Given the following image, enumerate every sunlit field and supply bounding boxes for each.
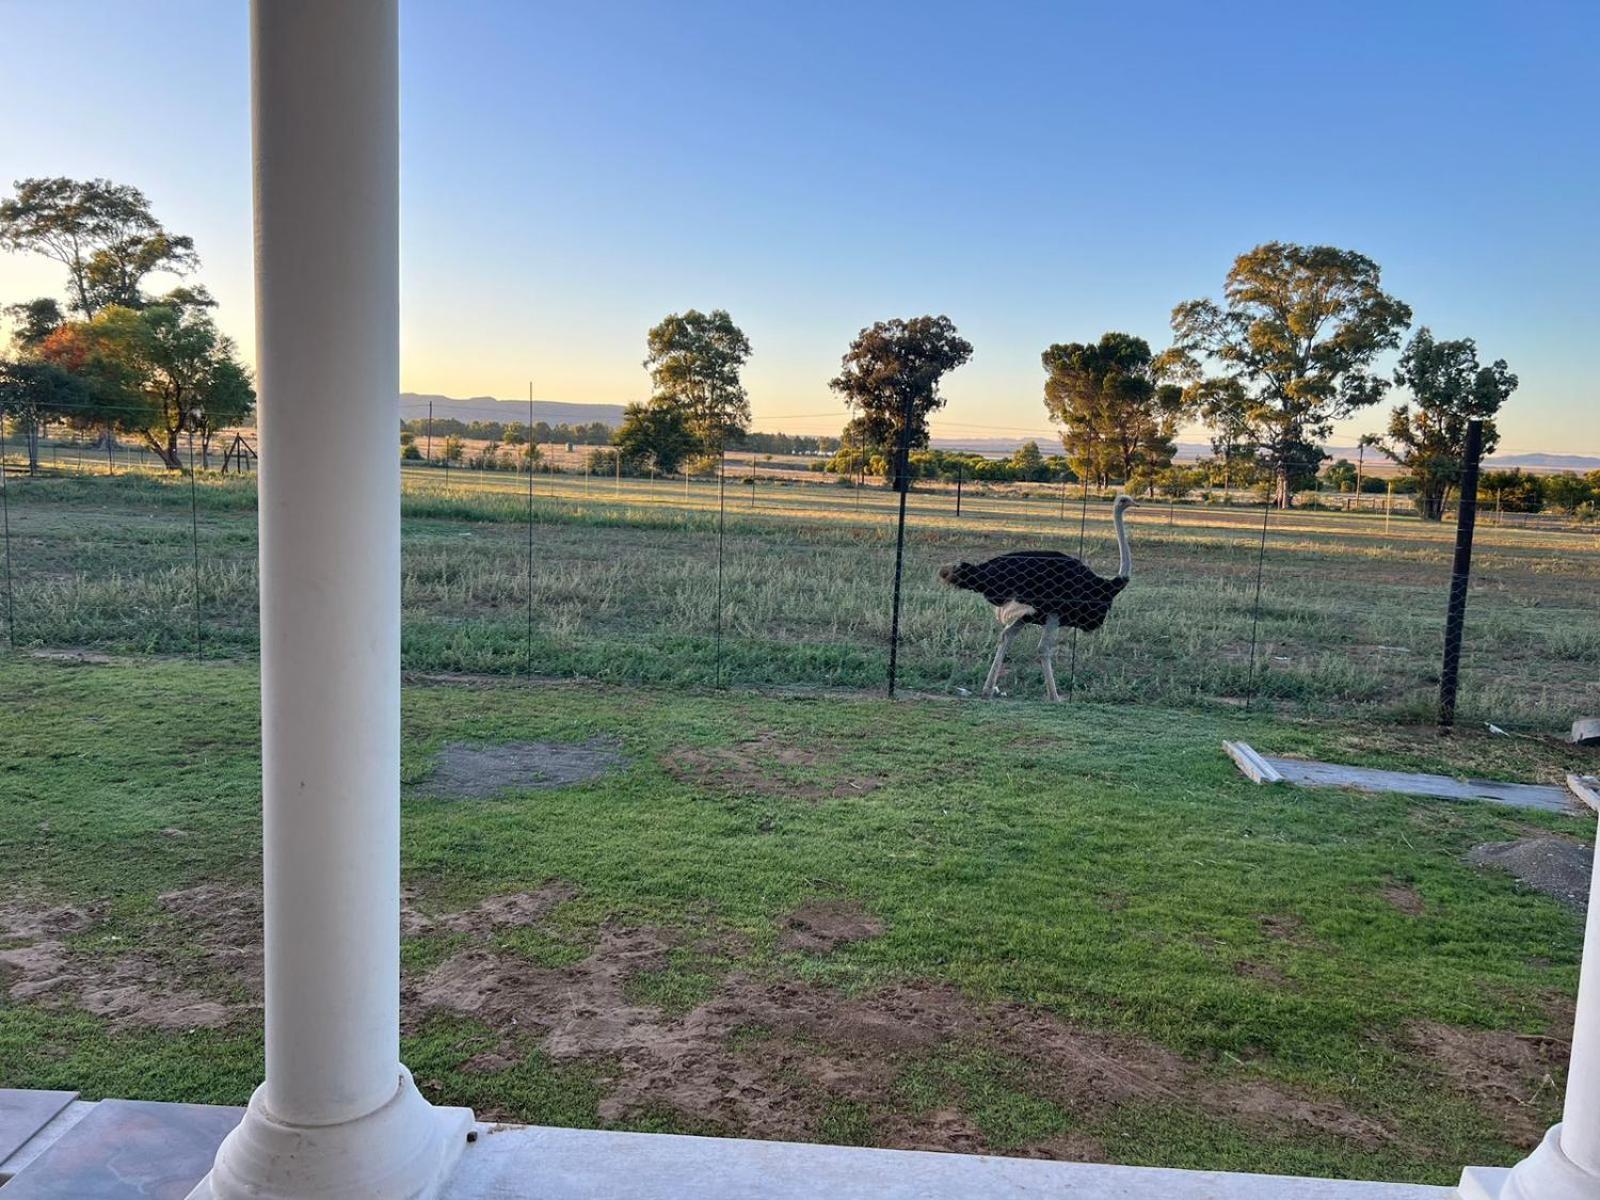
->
[3,462,1595,727]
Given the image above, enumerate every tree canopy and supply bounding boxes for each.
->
[1377,328,1517,520]
[1042,332,1186,488]
[613,400,698,475]
[829,316,972,492]
[643,309,752,452]
[38,301,254,469]
[1165,243,1412,506]
[0,177,197,316]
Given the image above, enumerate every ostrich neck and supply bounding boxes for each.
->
[1114,506,1132,579]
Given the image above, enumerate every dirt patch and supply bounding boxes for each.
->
[414,739,625,799]
[1258,913,1318,947]
[1467,838,1592,909]
[0,888,258,1031]
[408,920,1396,1155]
[664,732,884,801]
[406,882,579,936]
[1233,960,1291,987]
[157,883,265,996]
[777,899,885,955]
[1408,1021,1567,1148]
[1380,884,1426,916]
[0,897,98,943]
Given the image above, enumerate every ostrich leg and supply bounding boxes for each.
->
[1039,615,1062,702]
[982,617,1026,698]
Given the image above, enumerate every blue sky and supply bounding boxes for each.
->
[2,0,1596,451]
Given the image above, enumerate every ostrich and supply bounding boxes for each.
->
[938,494,1139,701]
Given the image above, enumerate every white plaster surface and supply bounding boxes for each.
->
[443,1124,1455,1199]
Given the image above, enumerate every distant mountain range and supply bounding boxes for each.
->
[930,435,1599,473]
[404,396,1598,471]
[400,393,625,427]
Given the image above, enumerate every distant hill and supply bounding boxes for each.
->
[930,435,1599,472]
[400,393,626,428]
[1480,451,1600,472]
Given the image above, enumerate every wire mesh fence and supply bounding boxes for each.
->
[2,417,1597,729]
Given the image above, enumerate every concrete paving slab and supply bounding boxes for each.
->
[0,1098,241,1199]
[444,1123,1455,1199]
[0,1089,77,1169]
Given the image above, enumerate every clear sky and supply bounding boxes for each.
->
[2,1,1596,452]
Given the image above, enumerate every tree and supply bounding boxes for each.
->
[1166,243,1412,507]
[1324,459,1358,492]
[829,316,972,493]
[1478,469,1543,513]
[5,298,64,349]
[0,359,91,474]
[1010,440,1049,481]
[613,401,698,475]
[1374,328,1517,520]
[441,435,464,464]
[1543,473,1595,515]
[1043,332,1186,488]
[0,177,197,316]
[40,301,254,470]
[643,309,752,452]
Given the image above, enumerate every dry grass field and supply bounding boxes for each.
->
[2,462,1595,727]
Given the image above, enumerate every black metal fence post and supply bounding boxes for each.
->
[188,429,203,661]
[0,404,14,647]
[525,383,535,677]
[1439,419,1484,730]
[1243,499,1272,710]
[886,396,914,699]
[714,445,727,687]
[954,461,962,516]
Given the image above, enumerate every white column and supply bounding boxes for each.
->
[189,2,470,1197]
[1460,818,1600,1198]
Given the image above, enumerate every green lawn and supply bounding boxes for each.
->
[0,654,1591,1184]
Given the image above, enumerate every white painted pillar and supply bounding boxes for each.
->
[1460,819,1600,1198]
[189,2,470,1196]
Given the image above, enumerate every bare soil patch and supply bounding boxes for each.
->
[777,899,885,955]
[1258,913,1319,948]
[0,888,258,1031]
[407,903,1394,1155]
[406,882,579,936]
[1380,884,1426,916]
[1233,960,1291,987]
[1408,1021,1567,1148]
[414,739,625,799]
[664,732,883,801]
[1466,838,1591,909]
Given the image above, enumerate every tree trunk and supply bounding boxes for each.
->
[147,430,185,471]
[1417,485,1447,521]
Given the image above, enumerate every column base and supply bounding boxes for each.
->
[186,1068,472,1200]
[1459,1125,1599,1199]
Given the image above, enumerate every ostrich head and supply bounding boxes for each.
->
[938,561,978,590]
[1113,493,1140,514]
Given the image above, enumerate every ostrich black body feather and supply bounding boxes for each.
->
[939,551,1127,631]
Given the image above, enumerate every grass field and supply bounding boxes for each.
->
[1,464,1596,726]
[0,654,1594,1184]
